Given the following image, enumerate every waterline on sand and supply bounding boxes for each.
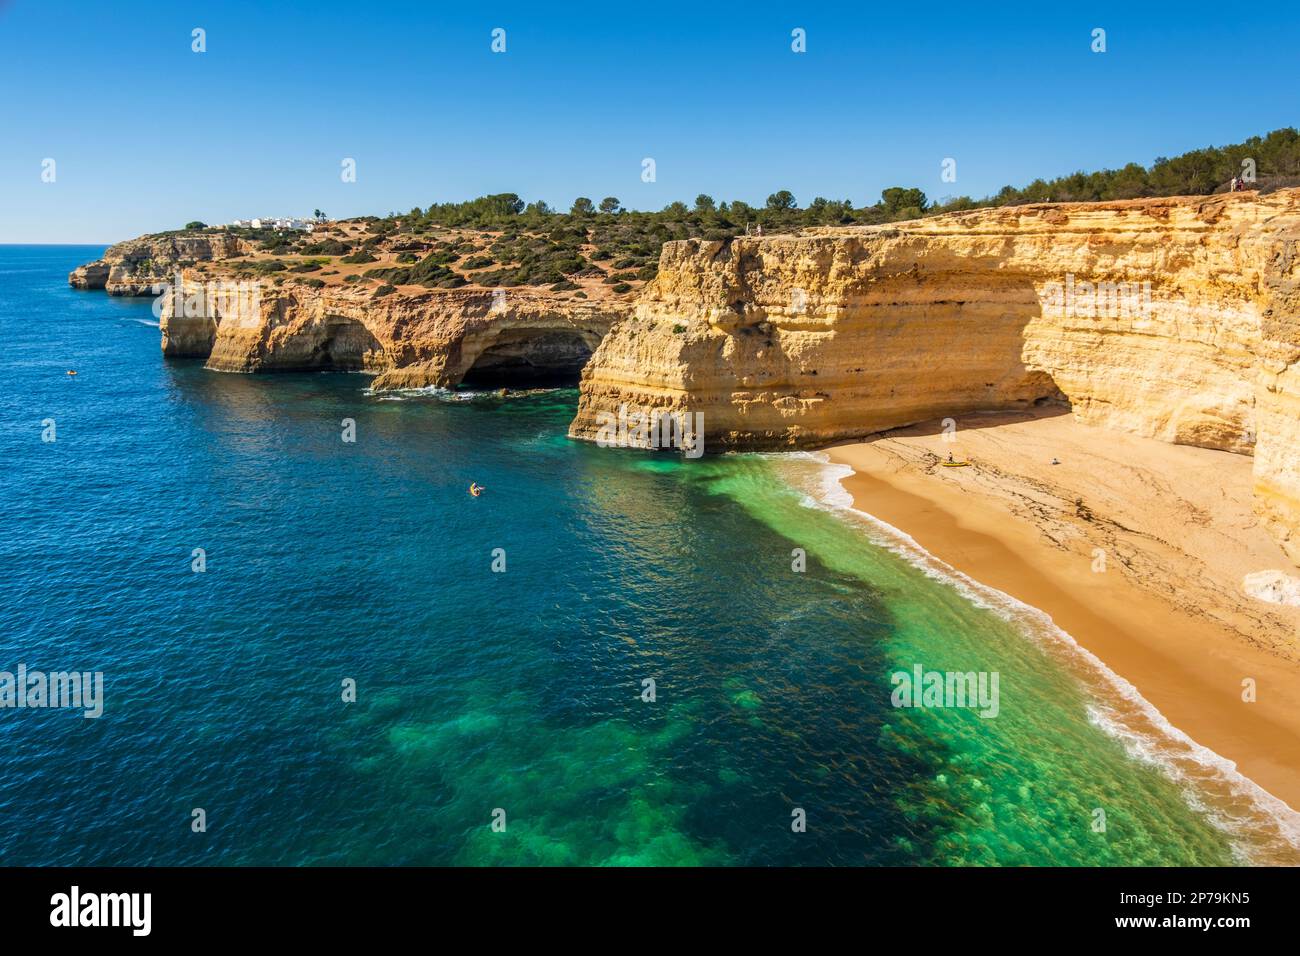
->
[775,449,1300,864]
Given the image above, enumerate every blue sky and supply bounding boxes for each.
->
[1,0,1296,242]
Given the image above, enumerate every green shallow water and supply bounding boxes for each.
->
[3,244,1297,865]
[712,455,1300,865]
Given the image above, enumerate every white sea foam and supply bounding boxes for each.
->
[365,384,474,402]
[769,449,1300,862]
[364,385,568,403]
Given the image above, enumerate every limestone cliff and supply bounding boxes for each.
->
[160,276,625,390]
[1256,237,1300,563]
[69,191,1300,564]
[569,190,1300,563]
[70,233,250,295]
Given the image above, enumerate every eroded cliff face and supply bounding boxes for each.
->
[570,190,1300,563]
[1256,240,1300,563]
[160,276,625,390]
[70,234,250,295]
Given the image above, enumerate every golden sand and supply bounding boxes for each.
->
[827,408,1300,808]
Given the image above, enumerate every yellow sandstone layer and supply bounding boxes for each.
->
[569,190,1300,565]
[160,277,627,390]
[69,234,251,296]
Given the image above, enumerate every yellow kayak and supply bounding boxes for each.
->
[940,461,971,468]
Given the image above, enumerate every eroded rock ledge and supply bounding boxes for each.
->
[70,234,251,295]
[68,191,1300,565]
[70,222,633,390]
[160,277,625,390]
[568,190,1300,564]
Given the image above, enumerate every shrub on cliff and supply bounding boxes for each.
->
[302,239,351,256]
[364,266,410,283]
[179,126,1300,287]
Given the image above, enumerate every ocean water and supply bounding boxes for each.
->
[1,244,1297,866]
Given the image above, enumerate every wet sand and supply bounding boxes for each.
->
[826,408,1300,809]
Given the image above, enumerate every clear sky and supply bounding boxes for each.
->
[1,0,1296,242]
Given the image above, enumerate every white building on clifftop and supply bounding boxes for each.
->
[229,217,313,231]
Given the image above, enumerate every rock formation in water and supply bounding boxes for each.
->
[568,189,1300,564]
[70,190,1300,564]
[69,234,251,295]
[71,221,636,389]
[159,277,624,390]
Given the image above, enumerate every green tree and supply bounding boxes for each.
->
[571,197,595,216]
[766,190,796,210]
[880,187,928,216]
[694,194,716,213]
[452,193,526,221]
[184,221,207,230]
[599,197,622,214]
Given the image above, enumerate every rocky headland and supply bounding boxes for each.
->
[568,190,1300,567]
[72,189,1300,567]
[69,233,252,296]
[161,277,622,391]
[70,191,1300,810]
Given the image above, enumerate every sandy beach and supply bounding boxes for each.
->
[827,407,1300,810]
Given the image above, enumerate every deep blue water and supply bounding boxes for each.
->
[1,245,1295,866]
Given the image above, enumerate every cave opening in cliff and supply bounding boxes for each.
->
[460,329,597,388]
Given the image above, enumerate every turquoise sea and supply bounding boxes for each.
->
[2,244,1297,865]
